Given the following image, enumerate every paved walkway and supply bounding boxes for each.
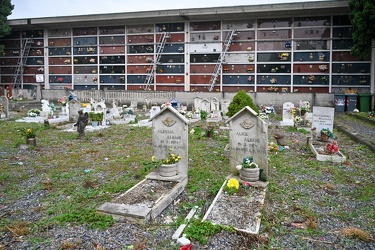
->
[334,112,375,152]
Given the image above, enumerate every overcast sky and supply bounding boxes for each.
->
[8,0,323,19]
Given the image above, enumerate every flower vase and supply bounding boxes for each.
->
[26,138,36,147]
[239,168,259,182]
[159,163,178,177]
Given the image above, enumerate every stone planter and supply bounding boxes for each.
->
[91,121,99,127]
[26,138,36,147]
[159,163,178,177]
[239,168,259,182]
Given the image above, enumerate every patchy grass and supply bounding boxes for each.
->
[0,114,374,249]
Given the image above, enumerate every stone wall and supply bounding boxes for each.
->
[14,89,335,112]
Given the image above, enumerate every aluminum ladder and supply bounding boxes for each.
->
[144,32,170,90]
[13,38,33,89]
[208,30,237,91]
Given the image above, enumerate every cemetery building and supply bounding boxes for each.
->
[0,0,374,98]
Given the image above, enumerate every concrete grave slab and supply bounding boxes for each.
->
[98,106,189,223]
[202,177,267,234]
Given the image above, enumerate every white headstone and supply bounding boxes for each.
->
[201,99,210,113]
[312,106,335,137]
[130,100,138,109]
[110,107,121,119]
[194,97,202,112]
[150,106,161,119]
[211,97,220,112]
[221,99,230,116]
[226,106,268,180]
[149,106,189,177]
[69,99,81,122]
[280,102,295,126]
[93,101,107,124]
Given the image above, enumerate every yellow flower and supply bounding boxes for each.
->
[27,129,31,133]
[151,156,156,162]
[227,178,239,190]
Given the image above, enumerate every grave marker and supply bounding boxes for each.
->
[148,106,189,178]
[193,97,202,112]
[221,99,230,116]
[150,105,161,119]
[226,106,268,180]
[69,99,81,122]
[201,99,210,113]
[311,106,335,138]
[280,102,295,126]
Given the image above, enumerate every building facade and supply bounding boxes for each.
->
[0,0,374,97]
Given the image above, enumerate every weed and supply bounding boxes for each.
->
[55,208,114,230]
[60,239,82,249]
[183,218,234,244]
[297,128,310,134]
[6,221,31,236]
[341,227,373,242]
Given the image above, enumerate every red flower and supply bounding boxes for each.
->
[326,140,339,153]
[180,244,192,250]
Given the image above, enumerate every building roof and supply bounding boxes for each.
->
[8,0,349,30]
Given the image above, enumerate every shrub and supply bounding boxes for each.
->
[226,90,259,117]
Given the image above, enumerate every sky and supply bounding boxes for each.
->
[8,0,323,20]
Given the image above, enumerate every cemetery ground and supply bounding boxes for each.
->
[1,112,374,249]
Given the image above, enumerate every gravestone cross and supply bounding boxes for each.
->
[226,106,268,180]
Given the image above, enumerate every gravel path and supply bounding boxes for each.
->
[334,113,375,144]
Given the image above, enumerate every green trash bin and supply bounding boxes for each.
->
[358,93,371,112]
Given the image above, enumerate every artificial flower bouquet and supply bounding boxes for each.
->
[325,140,339,154]
[58,96,68,106]
[236,156,258,170]
[18,128,36,138]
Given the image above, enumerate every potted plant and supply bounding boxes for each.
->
[89,111,104,126]
[236,156,260,182]
[145,149,181,177]
[48,111,53,119]
[320,128,334,142]
[18,127,36,146]
[299,100,310,116]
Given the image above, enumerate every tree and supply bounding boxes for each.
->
[348,0,375,60]
[226,90,259,117]
[0,0,14,55]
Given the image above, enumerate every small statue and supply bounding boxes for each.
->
[74,110,89,139]
[311,127,317,141]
